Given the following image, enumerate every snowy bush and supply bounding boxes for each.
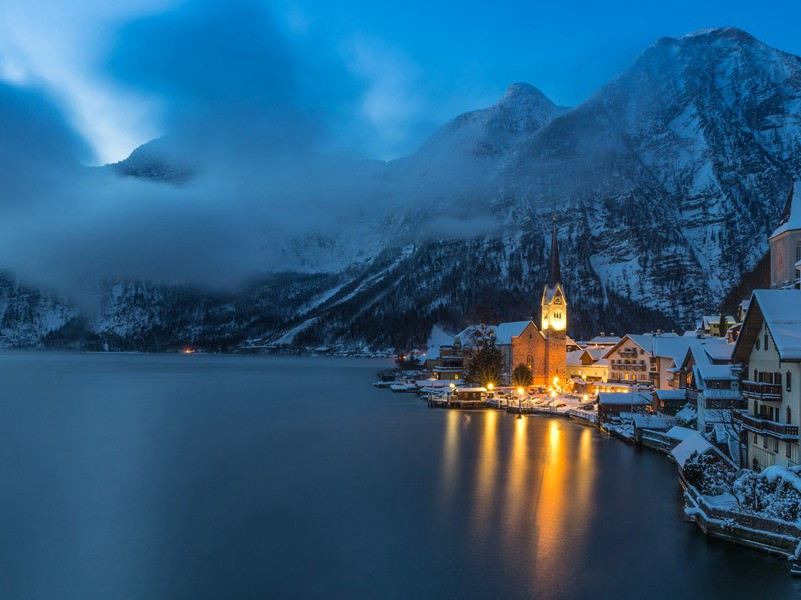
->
[732,466,801,521]
[683,451,732,495]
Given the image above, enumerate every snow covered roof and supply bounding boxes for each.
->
[671,432,715,468]
[494,320,532,344]
[566,349,586,366]
[426,325,454,360]
[733,289,801,362]
[770,180,801,239]
[454,325,497,348]
[632,415,674,430]
[702,343,733,362]
[598,392,650,405]
[653,390,686,400]
[587,335,621,345]
[666,426,697,442]
[694,363,738,383]
[585,347,608,361]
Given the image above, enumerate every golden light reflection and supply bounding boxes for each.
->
[471,410,499,540]
[439,410,460,505]
[503,414,529,534]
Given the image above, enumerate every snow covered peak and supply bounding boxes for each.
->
[498,82,554,107]
[413,82,568,160]
[679,27,756,43]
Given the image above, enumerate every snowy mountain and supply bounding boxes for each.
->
[2,27,801,351]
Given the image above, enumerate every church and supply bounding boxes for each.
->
[507,222,568,386]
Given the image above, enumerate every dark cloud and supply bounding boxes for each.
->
[0,0,504,300]
[106,0,356,160]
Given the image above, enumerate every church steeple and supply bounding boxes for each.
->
[541,215,567,333]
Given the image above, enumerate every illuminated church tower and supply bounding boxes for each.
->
[541,219,567,384]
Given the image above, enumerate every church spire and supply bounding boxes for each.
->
[547,213,562,287]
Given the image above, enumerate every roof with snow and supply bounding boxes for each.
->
[587,335,621,346]
[494,320,533,344]
[632,415,674,430]
[770,180,801,239]
[425,325,454,360]
[732,289,801,362]
[653,390,687,400]
[671,432,715,468]
[665,426,697,443]
[693,363,738,383]
[566,349,586,366]
[598,392,650,406]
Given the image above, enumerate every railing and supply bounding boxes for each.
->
[733,411,799,439]
[741,380,782,401]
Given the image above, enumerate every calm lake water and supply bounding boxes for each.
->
[0,353,799,599]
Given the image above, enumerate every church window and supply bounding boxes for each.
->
[764,332,769,350]
[527,355,533,369]
[788,372,793,392]
[787,406,792,424]
[796,241,801,262]
[756,338,761,351]
[554,297,562,304]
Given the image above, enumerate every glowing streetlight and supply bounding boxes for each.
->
[487,383,494,391]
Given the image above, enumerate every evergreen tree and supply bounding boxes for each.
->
[512,363,533,387]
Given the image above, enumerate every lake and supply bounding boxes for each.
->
[0,353,798,599]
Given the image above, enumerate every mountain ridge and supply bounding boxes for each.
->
[3,27,801,350]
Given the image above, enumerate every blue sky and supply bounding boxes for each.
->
[1,0,800,163]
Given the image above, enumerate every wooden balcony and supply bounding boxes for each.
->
[733,411,799,440]
[741,381,782,401]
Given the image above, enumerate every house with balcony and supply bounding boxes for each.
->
[731,289,801,469]
[566,347,609,384]
[605,333,731,390]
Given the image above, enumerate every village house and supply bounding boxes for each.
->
[597,392,651,423]
[699,315,736,337]
[566,347,609,384]
[731,289,801,469]
[650,389,687,416]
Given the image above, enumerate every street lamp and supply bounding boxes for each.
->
[517,386,524,419]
